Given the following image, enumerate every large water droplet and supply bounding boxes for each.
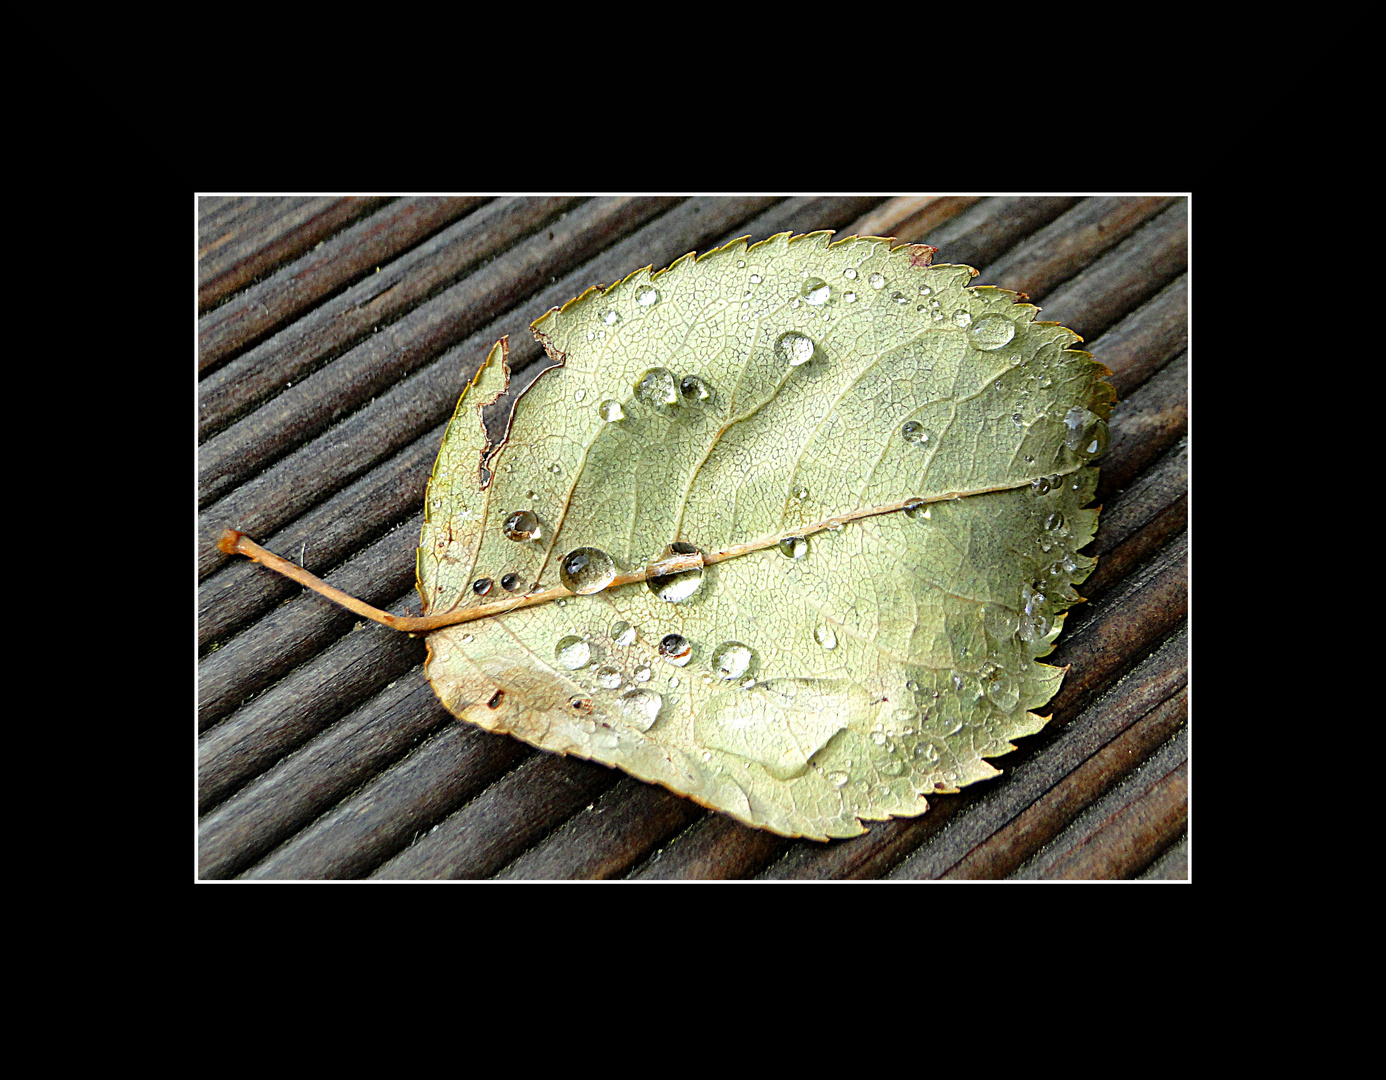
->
[559,547,617,594]
[710,641,754,681]
[647,541,705,603]
[602,310,621,326]
[501,573,523,592]
[471,577,493,596]
[778,536,808,559]
[636,286,660,307]
[610,620,636,646]
[904,500,932,521]
[619,688,664,731]
[594,665,623,690]
[981,663,1020,712]
[502,509,540,541]
[952,309,973,328]
[658,633,692,666]
[968,313,1016,351]
[800,277,831,305]
[555,636,591,670]
[774,330,817,367]
[843,267,858,280]
[1064,406,1109,459]
[599,399,625,422]
[680,375,711,402]
[814,624,838,650]
[868,272,885,290]
[635,367,678,407]
[901,421,933,446]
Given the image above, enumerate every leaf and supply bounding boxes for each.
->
[417,232,1111,839]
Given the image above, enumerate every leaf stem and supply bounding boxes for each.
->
[216,480,1055,635]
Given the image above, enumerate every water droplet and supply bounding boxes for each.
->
[814,624,838,650]
[471,577,493,596]
[610,620,636,647]
[658,633,692,666]
[573,388,587,405]
[680,375,711,402]
[968,313,1016,351]
[602,310,620,326]
[904,500,931,521]
[843,267,858,280]
[774,330,818,368]
[915,741,941,765]
[634,665,652,683]
[749,273,762,284]
[555,635,591,670]
[637,287,659,307]
[952,309,973,328]
[778,536,808,559]
[844,291,857,303]
[1019,585,1052,643]
[981,663,1020,712]
[868,272,885,290]
[1031,476,1052,495]
[594,665,623,690]
[635,367,678,407]
[1064,406,1109,459]
[619,688,663,731]
[891,290,908,305]
[559,547,617,594]
[1044,511,1065,532]
[600,399,625,422]
[647,541,705,603]
[710,641,754,681]
[918,284,932,296]
[502,510,540,541]
[801,277,831,305]
[501,573,523,592]
[549,463,562,476]
[827,771,850,788]
[900,421,933,445]
[793,485,809,500]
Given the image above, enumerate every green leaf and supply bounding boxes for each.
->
[416,232,1113,839]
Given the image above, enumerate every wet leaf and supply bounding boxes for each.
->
[417,232,1113,839]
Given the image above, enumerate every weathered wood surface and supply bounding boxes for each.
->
[197,195,1189,881]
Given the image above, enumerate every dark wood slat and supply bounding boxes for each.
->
[1012,720,1187,879]
[982,196,1180,298]
[364,753,620,881]
[198,196,390,312]
[922,197,1085,269]
[1037,201,1189,341]
[630,812,794,880]
[844,196,984,241]
[493,779,707,880]
[199,198,580,428]
[198,195,491,377]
